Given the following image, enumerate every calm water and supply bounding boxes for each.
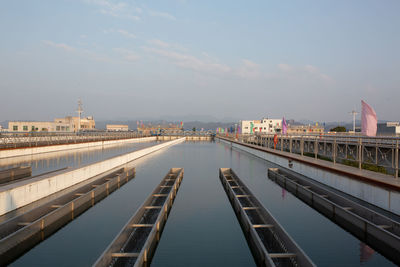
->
[0,141,161,176]
[11,141,395,266]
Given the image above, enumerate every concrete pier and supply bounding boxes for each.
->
[0,166,31,184]
[156,136,213,141]
[0,136,157,159]
[0,168,136,266]
[94,168,184,267]
[218,137,400,215]
[0,138,185,216]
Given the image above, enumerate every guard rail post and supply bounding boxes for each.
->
[333,137,337,164]
[358,138,362,170]
[314,136,318,159]
[300,136,304,156]
[395,140,399,178]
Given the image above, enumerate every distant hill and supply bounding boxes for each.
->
[96,120,236,131]
[0,121,9,129]
[325,120,392,132]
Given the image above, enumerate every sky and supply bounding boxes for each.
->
[0,0,399,122]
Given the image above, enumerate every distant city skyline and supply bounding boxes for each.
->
[1,1,399,122]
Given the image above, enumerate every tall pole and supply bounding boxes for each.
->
[77,99,83,132]
[349,110,359,132]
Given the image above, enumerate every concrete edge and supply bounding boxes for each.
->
[0,137,157,159]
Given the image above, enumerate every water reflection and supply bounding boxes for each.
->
[9,141,396,267]
[0,141,160,176]
[282,188,286,199]
[360,242,375,264]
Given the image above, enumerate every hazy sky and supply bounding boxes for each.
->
[1,0,399,122]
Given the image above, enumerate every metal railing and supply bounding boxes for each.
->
[219,133,400,178]
[0,132,150,149]
[268,167,400,264]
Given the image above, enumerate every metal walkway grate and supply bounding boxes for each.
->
[94,168,184,267]
[0,167,135,266]
[219,168,315,267]
[268,167,400,264]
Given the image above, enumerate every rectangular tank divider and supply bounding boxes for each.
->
[267,167,400,264]
[219,168,315,267]
[93,168,184,267]
[0,166,32,184]
[0,167,136,266]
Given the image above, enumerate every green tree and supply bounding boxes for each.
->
[330,126,346,132]
[192,127,196,132]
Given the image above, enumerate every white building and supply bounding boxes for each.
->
[240,118,282,134]
[377,122,400,136]
[54,116,95,132]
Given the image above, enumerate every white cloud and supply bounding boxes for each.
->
[148,39,187,51]
[117,29,136,39]
[277,63,293,72]
[275,63,333,82]
[143,47,231,74]
[42,40,75,52]
[85,0,140,21]
[114,48,140,61]
[42,40,114,62]
[144,40,333,83]
[236,59,261,79]
[103,29,136,39]
[149,10,176,21]
[148,39,170,48]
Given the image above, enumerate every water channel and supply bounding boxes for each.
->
[0,140,161,176]
[8,141,395,266]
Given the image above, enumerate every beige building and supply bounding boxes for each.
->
[106,124,129,131]
[54,116,95,132]
[8,121,71,132]
[8,115,95,133]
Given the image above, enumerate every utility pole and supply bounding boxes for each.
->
[77,99,83,132]
[349,110,358,132]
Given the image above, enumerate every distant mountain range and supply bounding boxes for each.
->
[1,118,396,132]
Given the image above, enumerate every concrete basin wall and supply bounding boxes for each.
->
[219,138,400,216]
[0,137,157,159]
[0,138,185,216]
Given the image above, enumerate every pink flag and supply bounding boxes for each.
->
[361,100,377,136]
[282,117,287,135]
